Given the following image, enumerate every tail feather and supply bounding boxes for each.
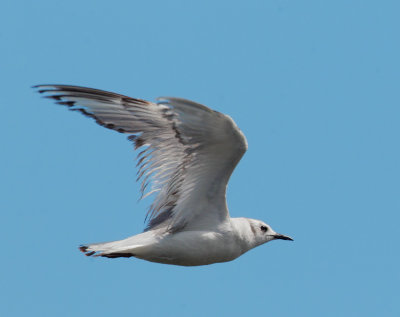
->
[79,231,157,259]
[79,244,135,258]
[79,240,142,258]
[79,245,97,257]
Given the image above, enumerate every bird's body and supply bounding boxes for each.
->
[35,84,293,266]
[81,218,270,266]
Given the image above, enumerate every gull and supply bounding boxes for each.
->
[34,84,293,266]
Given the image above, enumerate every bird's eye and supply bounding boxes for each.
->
[260,225,268,232]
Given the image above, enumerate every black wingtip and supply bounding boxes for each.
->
[32,84,53,94]
[31,85,44,93]
[32,84,51,90]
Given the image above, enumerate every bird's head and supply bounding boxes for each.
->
[247,219,294,246]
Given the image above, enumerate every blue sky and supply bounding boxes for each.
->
[1,0,399,316]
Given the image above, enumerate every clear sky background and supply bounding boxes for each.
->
[1,1,399,316]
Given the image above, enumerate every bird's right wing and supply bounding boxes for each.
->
[34,85,248,232]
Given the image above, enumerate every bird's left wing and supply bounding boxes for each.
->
[34,85,247,232]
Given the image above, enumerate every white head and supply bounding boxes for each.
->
[242,218,293,248]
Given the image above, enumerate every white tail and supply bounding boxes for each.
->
[79,231,156,258]
[79,241,134,258]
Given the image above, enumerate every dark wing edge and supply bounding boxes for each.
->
[33,84,191,231]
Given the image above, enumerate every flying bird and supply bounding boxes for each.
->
[34,85,293,266]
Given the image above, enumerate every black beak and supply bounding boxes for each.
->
[274,233,294,241]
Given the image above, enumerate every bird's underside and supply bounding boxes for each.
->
[77,226,246,266]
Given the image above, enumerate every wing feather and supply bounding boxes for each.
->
[34,85,247,232]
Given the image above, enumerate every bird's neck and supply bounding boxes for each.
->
[230,217,259,253]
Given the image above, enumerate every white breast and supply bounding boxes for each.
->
[134,229,243,266]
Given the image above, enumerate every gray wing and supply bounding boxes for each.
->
[34,85,247,232]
